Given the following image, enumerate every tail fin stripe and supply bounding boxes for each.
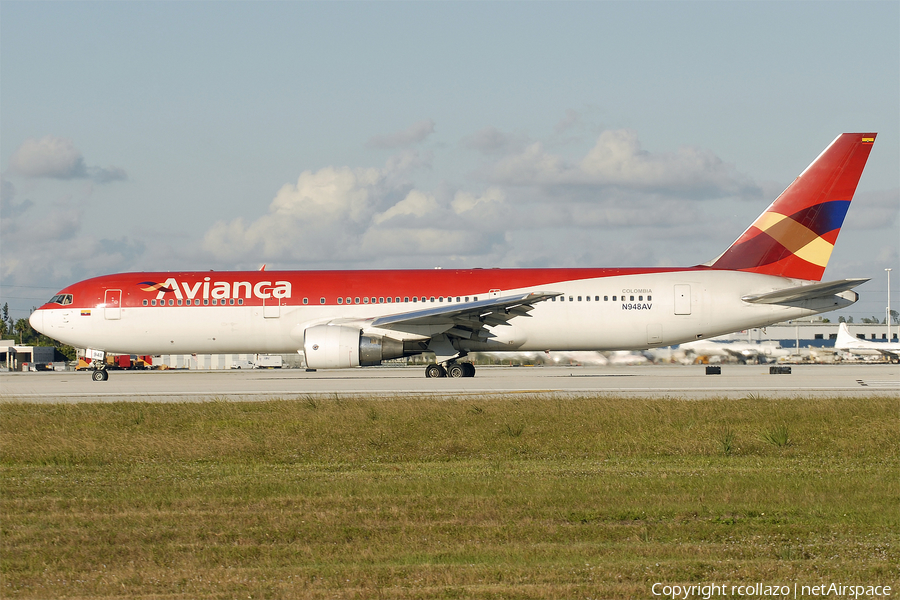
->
[790,200,850,236]
[793,236,835,267]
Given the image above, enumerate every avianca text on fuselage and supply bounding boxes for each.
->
[145,277,292,302]
[29,133,878,380]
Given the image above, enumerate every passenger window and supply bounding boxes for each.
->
[363,298,369,304]
[371,297,376,303]
[569,296,573,302]
[456,297,461,302]
[239,299,244,305]
[195,300,200,306]
[639,296,643,301]
[604,296,608,301]
[612,296,617,301]
[338,298,343,304]
[230,299,235,305]
[379,297,384,303]
[413,297,418,303]
[203,299,208,305]
[630,296,634,301]
[303,298,308,305]
[421,297,426,302]
[430,297,435,302]
[142,300,148,306]
[169,299,175,306]
[354,297,360,304]
[578,296,582,301]
[595,296,599,301]
[319,298,325,304]
[151,300,157,306]
[648,295,652,301]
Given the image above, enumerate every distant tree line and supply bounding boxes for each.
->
[838,310,899,325]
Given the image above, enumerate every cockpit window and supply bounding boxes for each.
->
[49,294,74,305]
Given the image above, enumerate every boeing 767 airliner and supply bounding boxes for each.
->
[30,133,877,380]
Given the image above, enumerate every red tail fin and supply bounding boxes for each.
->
[708,133,876,281]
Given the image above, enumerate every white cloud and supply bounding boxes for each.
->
[373,190,439,225]
[487,128,760,198]
[451,187,506,215]
[202,161,511,266]
[7,136,126,183]
[203,166,395,262]
[366,119,436,149]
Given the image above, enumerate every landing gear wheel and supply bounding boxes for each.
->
[462,363,476,378]
[91,370,109,382]
[447,363,465,378]
[425,364,446,378]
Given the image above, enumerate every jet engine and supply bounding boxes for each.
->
[303,325,411,369]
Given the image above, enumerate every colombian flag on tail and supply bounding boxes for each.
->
[708,133,876,281]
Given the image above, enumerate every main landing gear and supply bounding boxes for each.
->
[424,362,476,378]
[91,368,109,382]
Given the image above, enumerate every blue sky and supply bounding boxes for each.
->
[2,1,898,323]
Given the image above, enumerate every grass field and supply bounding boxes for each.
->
[2,394,898,599]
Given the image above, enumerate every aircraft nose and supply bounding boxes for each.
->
[29,309,44,334]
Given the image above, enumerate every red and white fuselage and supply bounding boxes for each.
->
[29,133,877,378]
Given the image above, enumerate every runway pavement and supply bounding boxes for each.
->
[1,363,897,402]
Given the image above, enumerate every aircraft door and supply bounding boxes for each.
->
[674,284,691,315]
[104,289,122,320]
[262,292,280,318]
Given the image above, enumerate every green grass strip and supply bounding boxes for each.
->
[2,395,898,599]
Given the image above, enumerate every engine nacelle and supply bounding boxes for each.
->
[303,325,408,369]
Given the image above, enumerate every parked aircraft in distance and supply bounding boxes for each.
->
[679,339,791,364]
[30,133,877,380]
[835,323,900,362]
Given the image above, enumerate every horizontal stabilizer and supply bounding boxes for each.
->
[741,278,869,305]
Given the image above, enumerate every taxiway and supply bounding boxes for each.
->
[1,364,897,403]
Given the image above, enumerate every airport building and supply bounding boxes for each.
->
[711,322,897,348]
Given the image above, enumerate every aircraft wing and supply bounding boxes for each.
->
[741,278,869,305]
[371,291,561,339]
[361,291,562,340]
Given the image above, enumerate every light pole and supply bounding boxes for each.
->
[887,268,893,341]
